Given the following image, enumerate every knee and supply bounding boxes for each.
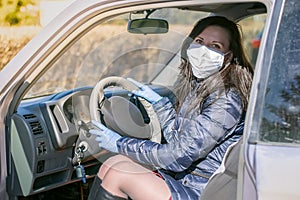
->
[98,155,132,179]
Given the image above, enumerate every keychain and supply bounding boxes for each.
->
[76,163,86,184]
[75,147,87,184]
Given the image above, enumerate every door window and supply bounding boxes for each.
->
[259,0,300,143]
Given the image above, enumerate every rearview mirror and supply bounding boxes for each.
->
[127,18,169,34]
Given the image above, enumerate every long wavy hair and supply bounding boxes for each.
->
[174,16,254,112]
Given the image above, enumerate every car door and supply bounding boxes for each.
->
[239,0,300,199]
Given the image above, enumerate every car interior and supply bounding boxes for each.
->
[7,1,267,199]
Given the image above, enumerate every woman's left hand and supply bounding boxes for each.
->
[89,120,121,153]
[127,78,162,104]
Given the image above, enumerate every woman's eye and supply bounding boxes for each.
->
[211,44,221,49]
[194,39,203,44]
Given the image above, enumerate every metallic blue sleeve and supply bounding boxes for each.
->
[117,89,243,172]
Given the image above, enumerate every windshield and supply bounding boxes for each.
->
[25,9,208,99]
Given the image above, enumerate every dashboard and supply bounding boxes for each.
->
[8,84,174,196]
[9,87,99,196]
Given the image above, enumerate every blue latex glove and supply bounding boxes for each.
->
[89,120,122,153]
[127,78,162,104]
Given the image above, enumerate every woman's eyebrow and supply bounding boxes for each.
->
[194,36,203,40]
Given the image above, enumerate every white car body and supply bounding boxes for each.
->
[0,0,299,199]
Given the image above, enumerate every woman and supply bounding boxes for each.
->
[88,16,253,200]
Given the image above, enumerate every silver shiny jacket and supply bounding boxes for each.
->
[117,88,244,196]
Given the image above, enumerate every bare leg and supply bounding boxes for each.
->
[98,155,171,200]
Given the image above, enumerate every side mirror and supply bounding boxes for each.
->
[127,18,169,34]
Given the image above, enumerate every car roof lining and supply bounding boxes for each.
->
[177,2,267,20]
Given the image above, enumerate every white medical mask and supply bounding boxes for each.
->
[187,43,229,79]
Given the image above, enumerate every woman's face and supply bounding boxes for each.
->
[193,25,231,54]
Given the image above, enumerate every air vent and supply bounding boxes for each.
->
[23,114,44,135]
[29,121,43,135]
[23,114,36,119]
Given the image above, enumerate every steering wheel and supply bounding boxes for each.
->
[73,76,161,164]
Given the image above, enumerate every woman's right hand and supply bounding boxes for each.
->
[127,78,162,104]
